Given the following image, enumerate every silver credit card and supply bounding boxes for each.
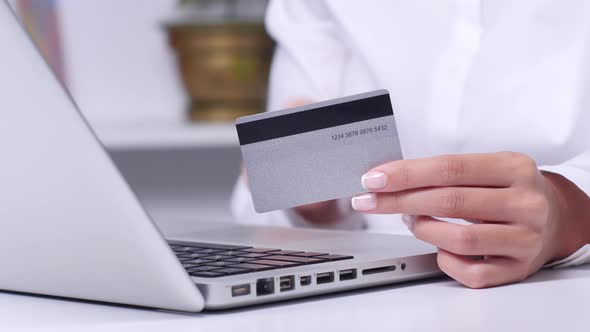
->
[236,90,403,213]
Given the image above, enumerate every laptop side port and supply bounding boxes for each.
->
[401,263,407,270]
[338,268,357,281]
[300,275,311,286]
[231,284,251,297]
[256,278,275,296]
[279,275,295,292]
[362,265,396,275]
[316,272,335,284]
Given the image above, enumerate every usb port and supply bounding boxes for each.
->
[300,275,311,286]
[231,284,251,297]
[339,269,357,281]
[316,272,334,284]
[279,275,295,292]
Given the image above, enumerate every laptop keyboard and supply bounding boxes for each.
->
[168,241,353,278]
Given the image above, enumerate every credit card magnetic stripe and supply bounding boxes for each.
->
[236,92,394,145]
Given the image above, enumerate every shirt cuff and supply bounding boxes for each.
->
[538,164,590,268]
[545,244,590,268]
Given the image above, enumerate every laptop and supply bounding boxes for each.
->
[0,1,439,312]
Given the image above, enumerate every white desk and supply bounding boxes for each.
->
[2,265,588,332]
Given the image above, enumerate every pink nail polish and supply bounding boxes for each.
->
[361,171,387,190]
[351,193,377,211]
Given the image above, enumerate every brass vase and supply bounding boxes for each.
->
[167,22,274,122]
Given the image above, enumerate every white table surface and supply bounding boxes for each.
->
[2,264,588,332]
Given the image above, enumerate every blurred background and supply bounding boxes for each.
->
[8,0,272,231]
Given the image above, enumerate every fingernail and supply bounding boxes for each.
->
[361,171,387,190]
[402,214,415,232]
[351,193,377,211]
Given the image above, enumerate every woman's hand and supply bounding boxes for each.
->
[351,152,590,288]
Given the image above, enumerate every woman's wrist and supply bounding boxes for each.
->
[542,171,590,262]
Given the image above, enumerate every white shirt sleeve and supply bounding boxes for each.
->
[544,244,590,268]
[230,0,367,230]
[264,0,351,109]
[540,151,590,268]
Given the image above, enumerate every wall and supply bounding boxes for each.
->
[8,0,254,228]
[58,0,186,125]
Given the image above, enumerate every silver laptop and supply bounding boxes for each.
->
[0,1,439,312]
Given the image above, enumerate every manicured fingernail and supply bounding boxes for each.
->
[402,214,415,232]
[351,193,377,211]
[362,171,387,190]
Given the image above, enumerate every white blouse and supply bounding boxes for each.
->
[231,0,590,267]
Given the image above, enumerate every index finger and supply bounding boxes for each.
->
[362,152,532,192]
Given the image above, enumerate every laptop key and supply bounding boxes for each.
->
[265,250,303,255]
[216,250,248,256]
[214,267,251,275]
[250,259,300,267]
[316,254,353,261]
[206,261,235,267]
[186,265,221,272]
[201,255,232,261]
[189,271,225,278]
[226,257,257,263]
[168,241,252,251]
[240,248,279,253]
[289,252,329,257]
[229,263,273,271]
[183,258,214,265]
[198,244,252,250]
[199,249,226,255]
[237,252,273,258]
[264,255,324,264]
[178,257,197,262]
[178,252,210,259]
[173,246,200,252]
